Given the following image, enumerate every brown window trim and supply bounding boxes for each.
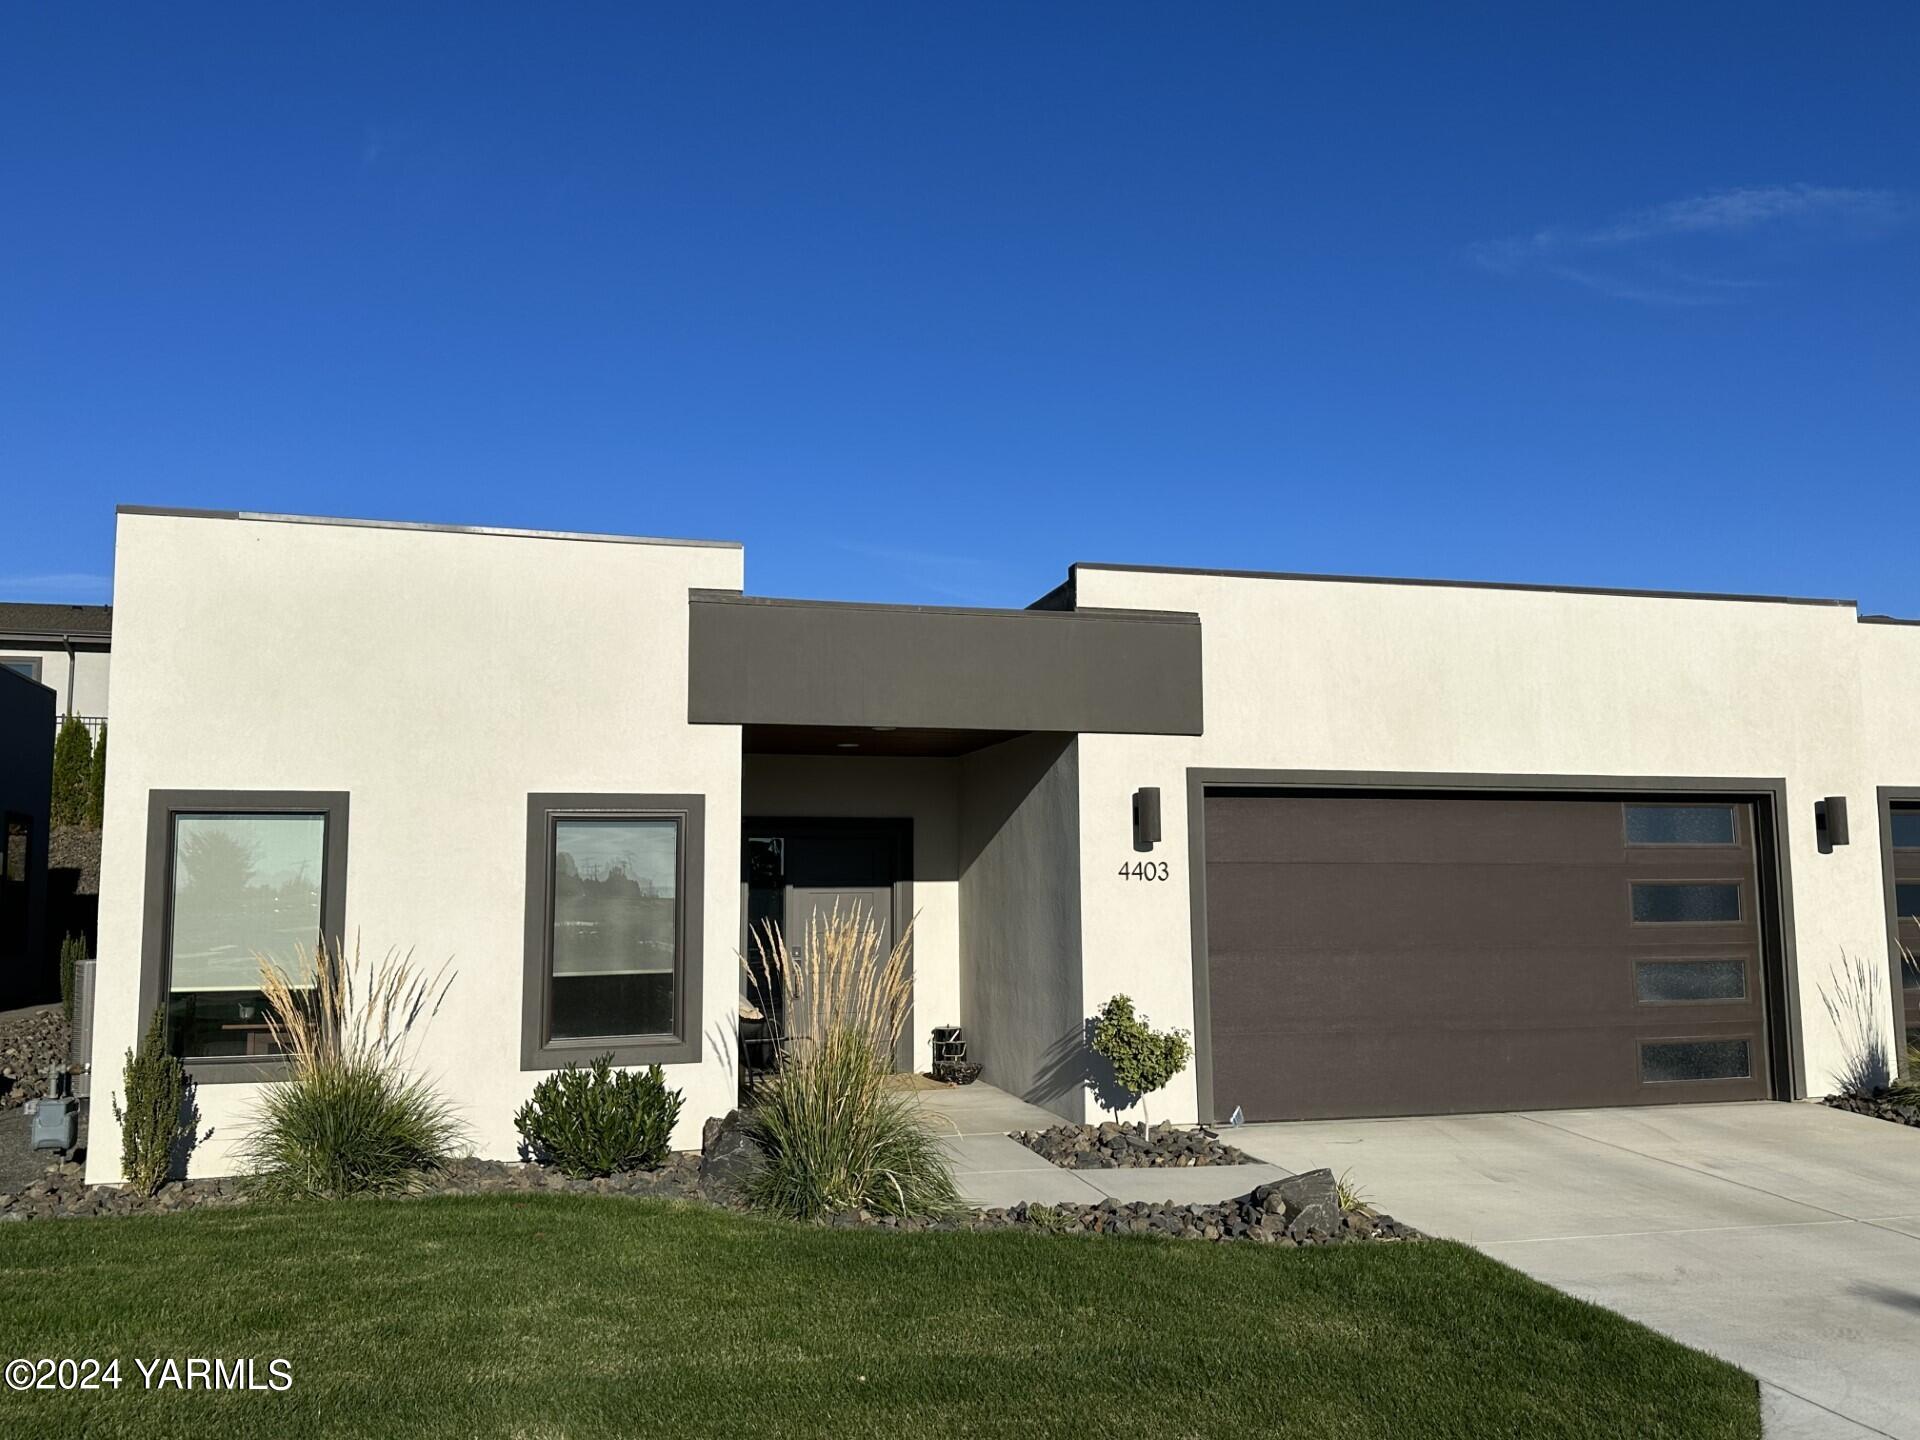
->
[521,793,705,1071]
[138,789,350,1085]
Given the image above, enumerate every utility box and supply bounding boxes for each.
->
[25,1070,78,1154]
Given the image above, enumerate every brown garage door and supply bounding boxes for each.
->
[1202,790,1777,1121]
[1892,802,1920,1048]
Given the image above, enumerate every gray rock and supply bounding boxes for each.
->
[1270,1167,1342,1234]
[699,1109,764,1191]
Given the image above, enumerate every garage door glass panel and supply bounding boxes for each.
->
[1631,882,1741,923]
[1896,884,1920,922]
[1624,805,1736,845]
[1635,959,1747,1003]
[1640,1038,1750,1083]
[1891,812,1920,849]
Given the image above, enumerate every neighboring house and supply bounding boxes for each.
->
[83,507,1920,1183]
[0,602,112,737]
[0,665,55,1009]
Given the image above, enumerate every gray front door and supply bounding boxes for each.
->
[785,886,906,1068]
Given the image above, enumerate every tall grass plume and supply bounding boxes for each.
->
[238,935,464,1199]
[743,903,957,1220]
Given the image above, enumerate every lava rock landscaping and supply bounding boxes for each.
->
[1013,1119,1251,1168]
[964,1167,1417,1247]
[1825,1088,1920,1129]
[0,1006,72,1110]
[1,1143,1415,1249]
[0,1151,716,1223]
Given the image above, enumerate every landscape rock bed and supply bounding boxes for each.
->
[1,1153,1417,1247]
[1013,1120,1251,1168]
[0,1153,716,1223]
[1825,1090,1920,1129]
[0,1007,72,1109]
[871,1169,1419,1246]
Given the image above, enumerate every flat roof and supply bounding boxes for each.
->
[116,505,742,551]
[1062,561,1860,611]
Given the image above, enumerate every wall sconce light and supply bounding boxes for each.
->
[1132,787,1162,852]
[1816,796,1850,853]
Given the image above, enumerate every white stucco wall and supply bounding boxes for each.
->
[1070,566,1902,1122]
[740,754,961,1072]
[0,644,109,720]
[1860,622,1920,789]
[88,512,744,1183]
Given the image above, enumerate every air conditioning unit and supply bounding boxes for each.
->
[69,957,96,1099]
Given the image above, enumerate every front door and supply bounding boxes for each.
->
[741,820,913,1084]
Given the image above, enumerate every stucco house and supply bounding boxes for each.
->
[0,602,112,737]
[82,505,1920,1184]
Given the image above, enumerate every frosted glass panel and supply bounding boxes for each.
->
[1635,959,1747,1003]
[169,813,325,993]
[1624,805,1736,845]
[1631,882,1740,923]
[1640,1038,1750,1083]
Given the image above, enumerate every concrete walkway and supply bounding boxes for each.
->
[908,1083,1288,1207]
[1232,1102,1920,1440]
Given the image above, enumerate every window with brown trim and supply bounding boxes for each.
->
[138,790,349,1081]
[522,794,704,1070]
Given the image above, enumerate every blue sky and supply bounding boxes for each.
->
[5,4,1916,612]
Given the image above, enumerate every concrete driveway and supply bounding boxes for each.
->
[1234,1102,1920,1440]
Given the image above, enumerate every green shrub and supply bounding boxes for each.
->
[1090,994,1191,1112]
[112,1006,190,1196]
[238,937,465,1200]
[515,1055,683,1177]
[85,723,107,828]
[58,933,85,1024]
[49,716,92,827]
[743,905,957,1220]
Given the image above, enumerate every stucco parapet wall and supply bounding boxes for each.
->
[1055,561,1860,611]
[687,590,1203,735]
[115,505,742,551]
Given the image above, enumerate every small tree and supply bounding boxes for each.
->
[50,716,92,827]
[59,933,86,1023]
[1090,994,1191,1125]
[85,723,107,828]
[113,1006,191,1196]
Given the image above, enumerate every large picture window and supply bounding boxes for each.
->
[523,794,703,1069]
[139,791,348,1079]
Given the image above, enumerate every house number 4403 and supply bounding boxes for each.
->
[1117,860,1171,881]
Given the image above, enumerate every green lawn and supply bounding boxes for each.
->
[0,1194,1758,1439]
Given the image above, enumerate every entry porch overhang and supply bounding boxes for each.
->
[687,590,1204,747]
